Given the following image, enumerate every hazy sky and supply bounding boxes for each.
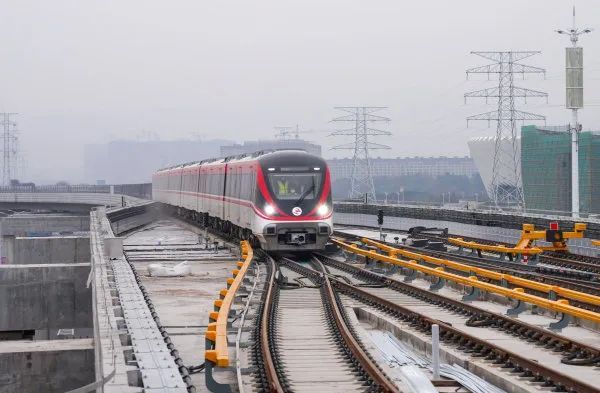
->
[1,0,600,182]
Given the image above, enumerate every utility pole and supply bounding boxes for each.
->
[465,52,547,209]
[0,113,19,186]
[331,107,391,203]
[556,7,592,218]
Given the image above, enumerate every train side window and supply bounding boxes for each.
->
[242,171,250,200]
[240,172,246,200]
[220,170,226,197]
[237,172,241,198]
[225,170,229,197]
[232,171,238,198]
[228,169,234,198]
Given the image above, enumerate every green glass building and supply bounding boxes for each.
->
[521,125,600,214]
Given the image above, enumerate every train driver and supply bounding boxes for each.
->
[277,179,289,196]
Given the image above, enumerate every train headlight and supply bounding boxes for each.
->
[264,204,276,215]
[317,204,329,216]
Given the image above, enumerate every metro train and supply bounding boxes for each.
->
[152,150,333,251]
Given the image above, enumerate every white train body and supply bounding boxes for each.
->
[152,150,333,251]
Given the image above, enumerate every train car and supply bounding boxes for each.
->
[152,150,332,251]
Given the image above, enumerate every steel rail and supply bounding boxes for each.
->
[259,254,285,392]
[297,254,600,392]
[279,257,399,392]
[311,257,399,392]
[541,252,600,275]
[236,262,261,393]
[330,278,599,393]
[316,253,600,366]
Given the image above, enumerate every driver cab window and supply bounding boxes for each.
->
[268,173,321,200]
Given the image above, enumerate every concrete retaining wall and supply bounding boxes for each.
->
[0,215,90,236]
[0,347,94,393]
[10,236,90,265]
[0,264,92,338]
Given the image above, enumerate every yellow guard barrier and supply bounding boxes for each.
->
[358,237,600,307]
[334,237,600,324]
[449,223,586,255]
[205,241,253,367]
[448,237,543,256]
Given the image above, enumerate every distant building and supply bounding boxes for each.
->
[521,125,600,214]
[327,156,478,181]
[84,138,231,184]
[220,138,321,157]
[468,126,600,214]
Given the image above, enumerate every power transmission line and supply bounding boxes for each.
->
[465,51,547,209]
[330,106,391,203]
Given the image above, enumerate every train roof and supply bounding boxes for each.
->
[155,149,322,173]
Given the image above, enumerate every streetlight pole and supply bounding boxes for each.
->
[556,7,592,218]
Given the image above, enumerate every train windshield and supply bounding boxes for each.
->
[268,173,321,201]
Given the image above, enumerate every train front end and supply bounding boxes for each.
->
[252,151,333,252]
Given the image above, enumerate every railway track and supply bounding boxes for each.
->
[181,216,600,392]
[407,229,600,275]
[334,231,600,310]
[286,253,600,393]
[251,252,398,392]
[335,229,600,284]
[542,252,600,275]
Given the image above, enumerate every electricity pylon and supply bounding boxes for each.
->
[465,51,547,208]
[331,107,391,203]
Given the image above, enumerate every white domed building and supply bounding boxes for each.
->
[467,136,522,199]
